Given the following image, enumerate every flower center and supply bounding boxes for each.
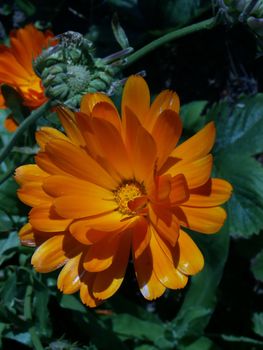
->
[114,181,145,215]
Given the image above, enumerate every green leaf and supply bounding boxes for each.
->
[214,155,263,237]
[170,224,230,345]
[252,313,263,337]
[0,177,21,216]
[15,0,36,16]
[180,100,208,131]
[207,94,263,238]
[251,249,263,282]
[209,94,263,155]
[181,336,220,350]
[0,232,19,265]
[112,313,164,342]
[60,295,128,350]
[111,13,130,49]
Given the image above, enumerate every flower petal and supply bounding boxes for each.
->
[168,155,213,189]
[79,272,101,307]
[179,206,227,234]
[15,164,48,185]
[133,245,166,300]
[184,178,233,207]
[45,139,118,189]
[152,109,182,169]
[35,126,68,150]
[56,106,86,146]
[91,101,121,132]
[57,253,82,294]
[169,174,189,205]
[54,195,117,219]
[92,232,131,300]
[19,223,37,246]
[171,122,215,161]
[90,117,133,180]
[132,217,150,259]
[124,106,157,185]
[145,90,180,130]
[31,234,82,273]
[149,206,179,246]
[29,204,72,232]
[176,230,204,275]
[83,234,121,272]
[122,75,150,126]
[43,175,113,199]
[150,229,188,289]
[17,182,51,207]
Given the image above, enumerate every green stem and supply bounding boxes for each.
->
[29,327,44,350]
[125,17,217,67]
[0,100,51,164]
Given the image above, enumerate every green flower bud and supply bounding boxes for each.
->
[33,31,133,108]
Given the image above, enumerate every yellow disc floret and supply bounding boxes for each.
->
[114,181,145,215]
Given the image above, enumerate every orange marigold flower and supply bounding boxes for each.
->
[15,76,232,307]
[0,24,54,130]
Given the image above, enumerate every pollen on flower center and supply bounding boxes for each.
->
[114,181,145,215]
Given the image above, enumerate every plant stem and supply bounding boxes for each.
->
[124,17,217,67]
[0,100,51,164]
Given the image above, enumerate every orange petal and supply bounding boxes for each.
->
[149,206,179,246]
[92,232,131,300]
[81,92,118,119]
[83,234,121,272]
[124,107,157,185]
[17,182,51,207]
[171,122,215,161]
[179,206,227,234]
[122,75,150,127]
[185,178,233,207]
[132,217,150,259]
[70,224,111,245]
[176,230,204,275]
[133,245,165,300]
[145,90,180,130]
[152,109,182,169]
[150,229,188,289]
[42,175,113,199]
[90,117,133,180]
[31,235,69,272]
[69,211,132,235]
[29,204,72,232]
[54,195,117,219]
[14,164,48,185]
[168,155,213,189]
[35,152,69,176]
[80,272,101,307]
[92,101,121,132]
[35,127,68,150]
[45,139,118,189]
[56,106,86,146]
[169,174,189,205]
[19,223,37,246]
[57,254,82,294]
[4,116,18,132]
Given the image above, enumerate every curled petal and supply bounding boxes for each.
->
[57,253,82,294]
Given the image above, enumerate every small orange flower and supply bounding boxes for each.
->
[0,24,54,130]
[15,76,232,307]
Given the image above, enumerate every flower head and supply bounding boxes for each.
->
[0,24,54,130]
[15,76,232,307]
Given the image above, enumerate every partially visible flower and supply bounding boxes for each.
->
[15,76,232,307]
[0,24,54,130]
